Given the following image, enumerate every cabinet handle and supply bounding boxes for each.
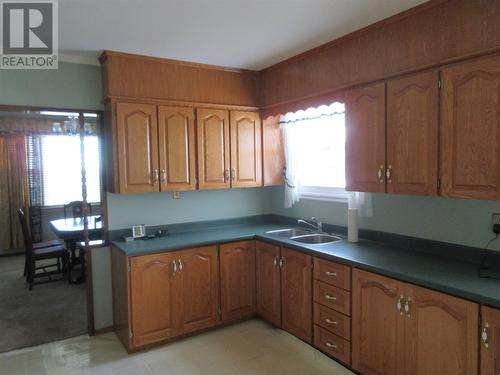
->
[325,294,337,301]
[404,297,411,318]
[482,323,489,349]
[396,295,403,315]
[377,165,385,183]
[279,257,284,268]
[224,168,230,182]
[325,271,337,277]
[325,318,338,325]
[325,341,337,349]
[386,165,392,184]
[178,259,183,271]
[231,168,236,181]
[161,169,167,183]
[172,260,177,273]
[153,169,159,183]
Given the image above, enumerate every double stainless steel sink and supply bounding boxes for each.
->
[265,228,343,245]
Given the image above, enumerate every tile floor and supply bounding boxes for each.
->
[0,320,355,375]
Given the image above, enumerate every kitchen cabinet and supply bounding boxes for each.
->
[175,246,219,334]
[262,115,284,186]
[129,253,177,347]
[352,269,478,375]
[230,111,262,188]
[255,241,281,327]
[281,247,312,343]
[115,102,159,193]
[386,71,439,196]
[220,241,256,322]
[441,55,500,200]
[345,82,386,193]
[197,108,231,190]
[481,306,500,375]
[255,244,312,342]
[157,105,196,191]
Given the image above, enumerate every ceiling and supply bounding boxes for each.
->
[59,0,428,70]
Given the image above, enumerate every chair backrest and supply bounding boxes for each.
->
[17,208,33,255]
[64,201,92,220]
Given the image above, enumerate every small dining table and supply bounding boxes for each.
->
[50,215,103,283]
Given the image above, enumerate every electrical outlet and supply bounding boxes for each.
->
[172,191,181,199]
[493,213,500,225]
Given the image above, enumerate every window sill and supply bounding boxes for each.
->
[298,186,348,203]
[299,193,348,203]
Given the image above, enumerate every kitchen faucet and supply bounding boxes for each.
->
[297,217,322,232]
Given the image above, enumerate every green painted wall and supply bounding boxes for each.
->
[0,62,102,110]
[269,187,500,251]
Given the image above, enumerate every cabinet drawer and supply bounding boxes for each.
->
[314,303,351,341]
[314,281,351,316]
[314,325,351,366]
[314,257,351,290]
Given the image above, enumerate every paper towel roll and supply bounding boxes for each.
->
[348,208,359,243]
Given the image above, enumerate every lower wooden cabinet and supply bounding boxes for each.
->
[481,306,500,375]
[256,243,312,343]
[352,269,478,375]
[220,241,256,322]
[281,247,312,343]
[255,241,282,327]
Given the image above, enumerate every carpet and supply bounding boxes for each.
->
[0,255,87,353]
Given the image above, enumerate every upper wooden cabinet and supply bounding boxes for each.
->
[219,241,256,322]
[345,83,386,193]
[262,115,284,186]
[157,105,196,191]
[441,55,500,200]
[197,108,231,190]
[387,71,439,196]
[115,103,159,193]
[255,241,281,327]
[352,269,478,375]
[230,111,262,188]
[481,306,500,375]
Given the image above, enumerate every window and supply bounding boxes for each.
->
[36,134,101,206]
[281,102,347,204]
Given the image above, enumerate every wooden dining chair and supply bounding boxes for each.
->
[63,201,92,220]
[17,208,69,290]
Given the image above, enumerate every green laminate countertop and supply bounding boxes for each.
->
[111,222,500,309]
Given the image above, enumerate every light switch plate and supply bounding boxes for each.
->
[172,191,181,199]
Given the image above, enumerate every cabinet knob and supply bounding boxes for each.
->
[178,259,183,271]
[231,168,236,181]
[397,295,403,315]
[482,323,489,349]
[404,297,411,318]
[153,169,159,183]
[172,260,177,273]
[377,165,385,183]
[386,165,393,184]
[279,257,284,268]
[224,168,230,182]
[161,169,167,183]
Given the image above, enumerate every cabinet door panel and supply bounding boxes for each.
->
[345,83,386,193]
[158,106,196,191]
[220,241,256,322]
[263,115,284,186]
[281,248,312,343]
[116,102,159,193]
[482,306,500,375]
[404,285,478,375]
[197,108,230,190]
[441,55,500,199]
[230,111,262,188]
[387,71,439,196]
[255,241,281,327]
[352,269,403,375]
[176,246,219,334]
[130,253,176,347]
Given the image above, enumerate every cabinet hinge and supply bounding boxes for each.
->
[129,330,133,339]
[438,79,442,89]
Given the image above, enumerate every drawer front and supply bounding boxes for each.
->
[314,280,351,316]
[314,325,351,366]
[314,257,351,290]
[314,303,351,341]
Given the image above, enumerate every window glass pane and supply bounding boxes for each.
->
[40,135,101,206]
